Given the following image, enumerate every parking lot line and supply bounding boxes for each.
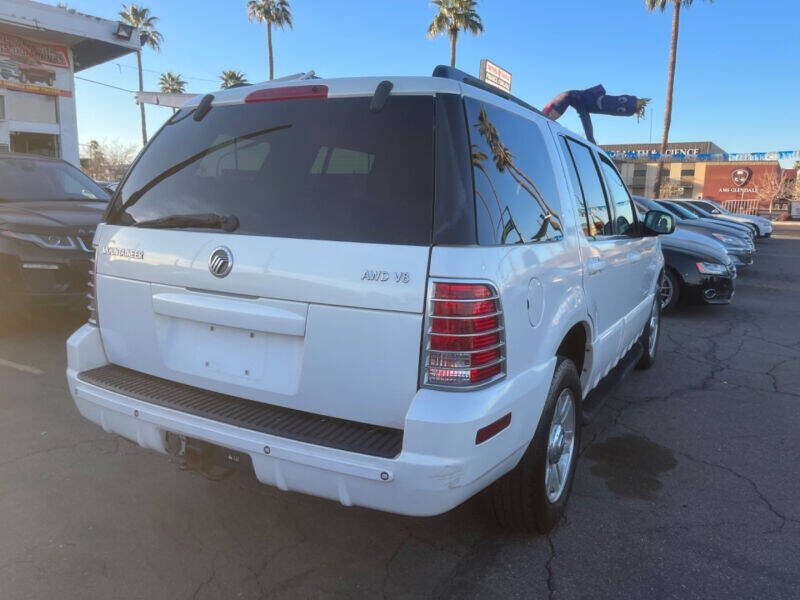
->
[0,358,44,376]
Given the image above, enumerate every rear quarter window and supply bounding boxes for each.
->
[464,98,563,245]
[108,96,435,245]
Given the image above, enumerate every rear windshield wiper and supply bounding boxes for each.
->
[132,213,239,232]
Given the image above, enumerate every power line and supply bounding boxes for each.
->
[74,76,135,93]
[109,61,218,83]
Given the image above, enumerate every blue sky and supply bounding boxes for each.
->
[62,0,799,156]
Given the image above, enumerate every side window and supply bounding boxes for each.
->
[598,156,637,236]
[695,200,719,213]
[465,98,563,245]
[558,136,591,236]
[564,139,612,236]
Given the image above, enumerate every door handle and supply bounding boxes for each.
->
[586,257,605,275]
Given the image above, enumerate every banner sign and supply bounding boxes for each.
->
[606,149,800,163]
[0,32,72,98]
[479,59,512,93]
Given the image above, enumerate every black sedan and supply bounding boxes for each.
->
[0,154,109,314]
[659,233,737,312]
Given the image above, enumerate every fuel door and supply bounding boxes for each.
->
[526,277,545,327]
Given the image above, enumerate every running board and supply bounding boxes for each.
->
[581,341,644,425]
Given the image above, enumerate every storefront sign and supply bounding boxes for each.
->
[0,32,71,98]
[479,59,512,93]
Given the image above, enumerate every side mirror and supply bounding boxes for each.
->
[642,210,675,236]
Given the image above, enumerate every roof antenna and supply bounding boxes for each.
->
[193,94,214,122]
[369,80,393,113]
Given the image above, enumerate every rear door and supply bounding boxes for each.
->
[595,154,658,347]
[95,89,437,429]
[556,136,629,380]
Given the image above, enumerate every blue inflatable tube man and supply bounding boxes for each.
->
[542,85,650,145]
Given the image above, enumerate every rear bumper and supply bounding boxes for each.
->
[66,324,553,516]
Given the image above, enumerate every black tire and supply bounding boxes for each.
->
[660,269,680,314]
[635,292,662,370]
[489,357,582,533]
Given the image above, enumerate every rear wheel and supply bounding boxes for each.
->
[489,357,581,533]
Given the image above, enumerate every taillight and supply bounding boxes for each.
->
[87,247,98,325]
[421,281,506,388]
[244,84,328,103]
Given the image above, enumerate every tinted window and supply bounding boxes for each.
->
[694,200,719,213]
[0,157,109,202]
[434,93,476,244]
[672,202,703,218]
[658,200,696,220]
[108,97,434,245]
[465,98,563,245]
[558,136,590,236]
[564,139,611,236]
[598,156,637,235]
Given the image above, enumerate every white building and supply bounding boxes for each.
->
[0,0,140,166]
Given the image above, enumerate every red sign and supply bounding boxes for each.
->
[0,33,71,97]
[702,163,780,205]
[0,32,70,69]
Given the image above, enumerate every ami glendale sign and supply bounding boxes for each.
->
[703,164,780,201]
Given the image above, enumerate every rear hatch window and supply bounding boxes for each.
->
[108,96,434,245]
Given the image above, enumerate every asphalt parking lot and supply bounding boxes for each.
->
[1,223,799,600]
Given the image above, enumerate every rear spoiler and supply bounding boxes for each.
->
[133,71,318,108]
[134,91,199,108]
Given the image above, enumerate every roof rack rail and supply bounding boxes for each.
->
[270,70,318,82]
[431,65,543,116]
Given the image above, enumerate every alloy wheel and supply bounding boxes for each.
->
[659,274,674,310]
[545,389,576,503]
[648,298,660,356]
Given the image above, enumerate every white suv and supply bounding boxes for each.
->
[66,68,674,532]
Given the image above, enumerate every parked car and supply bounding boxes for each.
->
[94,181,119,195]
[683,198,772,238]
[66,67,675,533]
[634,199,735,311]
[672,199,765,239]
[0,154,110,313]
[659,199,756,242]
[645,198,756,267]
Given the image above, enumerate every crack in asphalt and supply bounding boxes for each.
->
[189,552,220,600]
[676,451,800,534]
[544,533,556,600]
[0,438,110,469]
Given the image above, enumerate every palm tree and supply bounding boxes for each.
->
[246,0,292,80]
[426,0,483,68]
[159,72,186,114]
[158,71,186,94]
[119,4,163,146]
[219,70,248,89]
[647,0,712,197]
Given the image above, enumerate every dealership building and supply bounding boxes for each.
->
[0,0,140,166]
[602,141,792,209]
